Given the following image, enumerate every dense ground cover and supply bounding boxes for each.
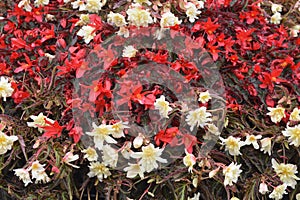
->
[0,0,299,199]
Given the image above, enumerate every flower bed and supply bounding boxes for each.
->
[0,0,299,199]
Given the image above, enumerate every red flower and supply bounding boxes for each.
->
[12,90,30,104]
[130,86,156,110]
[155,127,179,146]
[68,126,83,143]
[41,120,64,139]
[258,69,285,90]
[202,17,220,41]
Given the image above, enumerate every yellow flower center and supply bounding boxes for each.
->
[143,147,155,158]
[0,135,6,144]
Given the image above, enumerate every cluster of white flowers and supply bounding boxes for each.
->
[14,160,51,186]
[270,3,283,25]
[220,134,274,157]
[86,121,128,149]
[0,76,14,102]
[126,4,153,27]
[82,121,129,181]
[70,0,105,13]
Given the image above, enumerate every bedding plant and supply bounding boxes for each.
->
[0,0,299,199]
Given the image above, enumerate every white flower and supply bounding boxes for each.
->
[160,12,181,28]
[133,133,144,149]
[260,137,272,155]
[188,192,200,200]
[259,182,269,194]
[196,1,205,9]
[71,0,86,11]
[131,143,167,172]
[82,147,98,161]
[272,159,300,189]
[209,167,220,178]
[271,3,283,14]
[117,26,130,38]
[62,151,80,168]
[220,136,244,156]
[154,95,172,118]
[230,197,239,200]
[186,107,212,131]
[75,14,90,26]
[0,77,14,101]
[121,142,132,159]
[29,160,50,184]
[77,25,96,44]
[13,168,32,187]
[267,106,285,123]
[290,25,300,37]
[86,123,117,150]
[0,131,18,155]
[107,12,127,27]
[269,184,287,200]
[122,45,138,58]
[296,193,300,200]
[124,163,145,179]
[244,134,262,149]
[45,53,55,61]
[270,12,282,25]
[34,0,49,7]
[111,121,129,138]
[282,124,300,147]
[87,162,111,182]
[290,107,300,121]
[206,124,220,135]
[126,4,153,27]
[45,14,55,21]
[102,145,118,168]
[18,0,32,12]
[223,162,242,186]
[85,0,103,13]
[185,2,201,23]
[27,112,54,133]
[183,150,196,173]
[134,0,151,5]
[198,90,211,103]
